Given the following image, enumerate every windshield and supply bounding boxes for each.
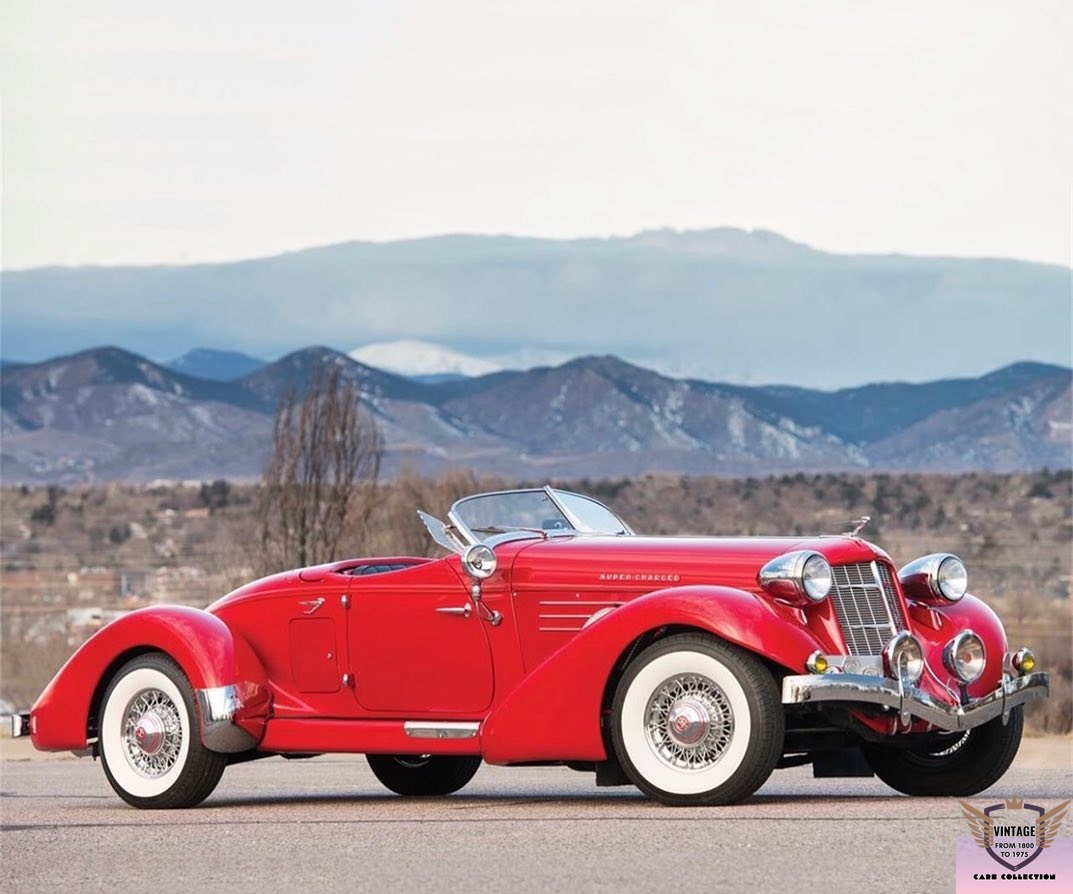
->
[449,487,632,545]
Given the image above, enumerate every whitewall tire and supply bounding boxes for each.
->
[611,634,783,806]
[99,653,226,808]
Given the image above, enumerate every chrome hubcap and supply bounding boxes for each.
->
[646,673,733,770]
[133,712,166,756]
[123,689,182,777]
[666,698,710,747]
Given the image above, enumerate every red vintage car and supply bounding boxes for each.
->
[15,487,1049,808]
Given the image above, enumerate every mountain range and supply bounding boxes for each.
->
[1,346,1068,483]
[3,228,1070,389]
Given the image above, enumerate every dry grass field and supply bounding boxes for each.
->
[2,470,1069,733]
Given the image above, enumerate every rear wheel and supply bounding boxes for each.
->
[99,653,226,808]
[366,754,482,796]
[611,633,783,806]
[863,706,1023,796]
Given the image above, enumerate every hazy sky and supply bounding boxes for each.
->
[2,1,1071,270]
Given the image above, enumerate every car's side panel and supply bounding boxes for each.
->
[30,605,269,751]
[212,580,358,719]
[259,718,482,755]
[481,585,824,764]
[348,557,496,714]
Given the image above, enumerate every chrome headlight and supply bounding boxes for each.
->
[898,553,968,603]
[944,631,985,683]
[759,550,832,604]
[884,631,924,684]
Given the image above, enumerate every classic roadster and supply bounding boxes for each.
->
[15,487,1049,808]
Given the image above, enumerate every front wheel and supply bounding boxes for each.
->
[863,706,1023,796]
[366,754,482,796]
[611,633,783,806]
[99,653,227,808]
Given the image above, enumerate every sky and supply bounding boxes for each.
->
[2,0,1071,270]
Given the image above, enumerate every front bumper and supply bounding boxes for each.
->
[782,670,1049,732]
[10,713,30,738]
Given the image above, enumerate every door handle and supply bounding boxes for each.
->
[436,605,472,618]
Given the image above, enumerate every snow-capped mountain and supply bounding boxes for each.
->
[349,340,501,379]
[2,347,1068,483]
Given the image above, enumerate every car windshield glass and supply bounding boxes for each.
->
[449,488,632,544]
[452,491,567,541]
[553,490,631,535]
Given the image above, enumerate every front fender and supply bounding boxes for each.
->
[907,593,1009,699]
[30,605,269,752]
[482,585,822,764]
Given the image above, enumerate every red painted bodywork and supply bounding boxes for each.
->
[28,531,1011,762]
[30,605,269,751]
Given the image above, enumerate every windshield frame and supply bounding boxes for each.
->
[447,486,634,547]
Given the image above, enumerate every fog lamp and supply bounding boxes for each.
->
[806,651,829,674]
[884,632,924,684]
[1012,648,1036,675]
[944,631,985,684]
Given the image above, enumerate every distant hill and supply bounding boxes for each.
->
[3,228,1069,389]
[166,348,265,381]
[0,346,1068,483]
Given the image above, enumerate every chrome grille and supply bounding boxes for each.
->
[830,562,907,656]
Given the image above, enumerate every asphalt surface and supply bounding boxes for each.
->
[2,739,1070,893]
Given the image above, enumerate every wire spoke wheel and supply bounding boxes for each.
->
[611,633,782,806]
[100,653,227,809]
[644,673,734,771]
[122,689,184,777]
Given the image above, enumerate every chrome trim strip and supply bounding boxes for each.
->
[196,685,258,754]
[781,671,1049,732]
[403,721,480,739]
[539,613,594,619]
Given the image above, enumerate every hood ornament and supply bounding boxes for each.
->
[845,516,871,537]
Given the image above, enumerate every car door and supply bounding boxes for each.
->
[348,558,494,714]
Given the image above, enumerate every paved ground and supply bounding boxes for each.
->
[2,737,1070,893]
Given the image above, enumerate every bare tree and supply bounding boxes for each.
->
[254,366,383,573]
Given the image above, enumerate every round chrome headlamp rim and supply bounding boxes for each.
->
[758,550,832,604]
[937,555,968,602]
[898,553,968,603]
[801,553,832,602]
[944,630,985,683]
[883,631,924,684]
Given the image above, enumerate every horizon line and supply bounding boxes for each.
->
[4,225,1070,274]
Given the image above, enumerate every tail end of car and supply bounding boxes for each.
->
[21,604,269,808]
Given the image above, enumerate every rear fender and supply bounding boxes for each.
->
[481,585,822,764]
[30,605,269,752]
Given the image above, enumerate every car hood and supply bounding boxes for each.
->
[506,534,891,594]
